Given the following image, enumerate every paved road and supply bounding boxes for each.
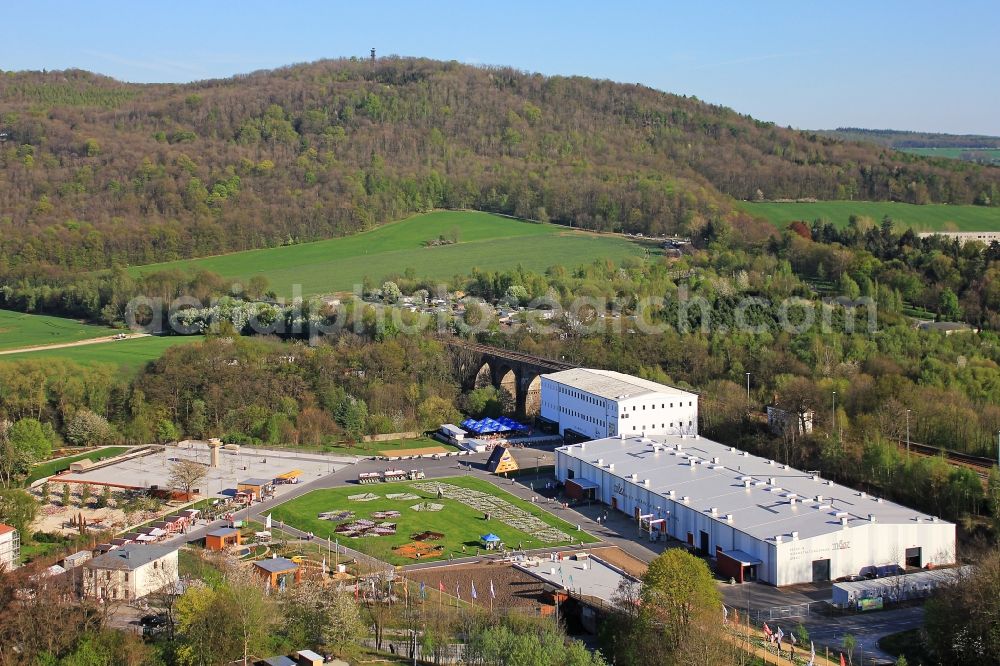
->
[0,332,150,355]
[800,605,922,664]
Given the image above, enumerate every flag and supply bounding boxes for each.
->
[321,557,326,574]
[265,513,272,529]
[776,626,784,643]
[471,580,478,600]
[763,623,772,637]
[722,605,728,624]
[490,580,496,599]
[456,582,461,600]
[439,580,445,593]
[840,654,846,666]
[420,581,427,600]
[808,641,815,666]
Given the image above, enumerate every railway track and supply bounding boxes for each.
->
[898,439,996,479]
[442,338,577,371]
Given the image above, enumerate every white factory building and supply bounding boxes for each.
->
[540,368,698,441]
[555,434,956,586]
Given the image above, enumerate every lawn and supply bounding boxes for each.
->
[742,200,1000,232]
[269,475,597,566]
[0,310,116,351]
[26,446,131,484]
[326,436,461,457]
[129,210,645,298]
[899,147,1000,164]
[0,335,201,374]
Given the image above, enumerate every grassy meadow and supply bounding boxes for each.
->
[743,200,1000,232]
[129,211,646,298]
[899,147,1000,164]
[27,446,131,485]
[0,335,200,374]
[269,475,596,565]
[0,310,116,351]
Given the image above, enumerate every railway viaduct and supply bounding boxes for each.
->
[444,339,576,417]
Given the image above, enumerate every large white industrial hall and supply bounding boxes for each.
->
[556,434,956,586]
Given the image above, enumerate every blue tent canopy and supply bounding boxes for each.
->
[480,533,501,542]
[459,416,530,435]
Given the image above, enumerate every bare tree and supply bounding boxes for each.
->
[167,459,208,498]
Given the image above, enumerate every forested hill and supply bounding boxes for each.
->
[2,57,999,275]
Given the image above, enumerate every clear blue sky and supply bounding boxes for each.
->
[3,1,998,134]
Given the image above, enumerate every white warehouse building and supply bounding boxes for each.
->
[556,434,956,586]
[540,368,698,441]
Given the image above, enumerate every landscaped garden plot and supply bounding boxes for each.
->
[269,475,597,565]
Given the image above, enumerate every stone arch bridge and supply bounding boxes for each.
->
[445,339,576,417]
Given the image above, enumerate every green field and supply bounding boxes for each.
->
[743,200,1000,232]
[900,147,1000,164]
[270,475,597,565]
[0,310,116,351]
[0,335,201,373]
[130,211,646,298]
[325,437,460,457]
[27,446,131,484]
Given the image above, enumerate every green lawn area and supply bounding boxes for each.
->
[129,210,645,298]
[270,475,597,566]
[0,335,201,374]
[742,200,1000,232]
[900,147,1000,164]
[26,446,131,484]
[0,309,116,351]
[326,436,460,457]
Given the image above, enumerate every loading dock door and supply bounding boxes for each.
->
[905,547,922,568]
[699,530,709,555]
[812,558,831,583]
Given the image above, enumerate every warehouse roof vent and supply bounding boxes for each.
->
[774,534,783,543]
[712,457,720,464]
[743,480,751,488]
[815,495,823,502]
[643,479,650,487]
[681,496,690,504]
[597,458,604,466]
[710,507,718,516]
[725,514,733,522]
[608,463,614,471]
[868,514,876,522]
[859,491,867,498]
[668,489,676,498]
[791,531,799,540]
[630,473,638,481]
[840,517,849,527]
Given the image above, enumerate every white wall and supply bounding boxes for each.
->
[85,550,178,600]
[775,522,955,586]
[556,449,955,586]
[0,531,17,570]
[541,378,698,440]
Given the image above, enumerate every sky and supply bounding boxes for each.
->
[2,1,998,135]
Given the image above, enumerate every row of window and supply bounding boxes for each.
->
[629,401,693,411]
[561,406,607,429]
[631,421,693,431]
